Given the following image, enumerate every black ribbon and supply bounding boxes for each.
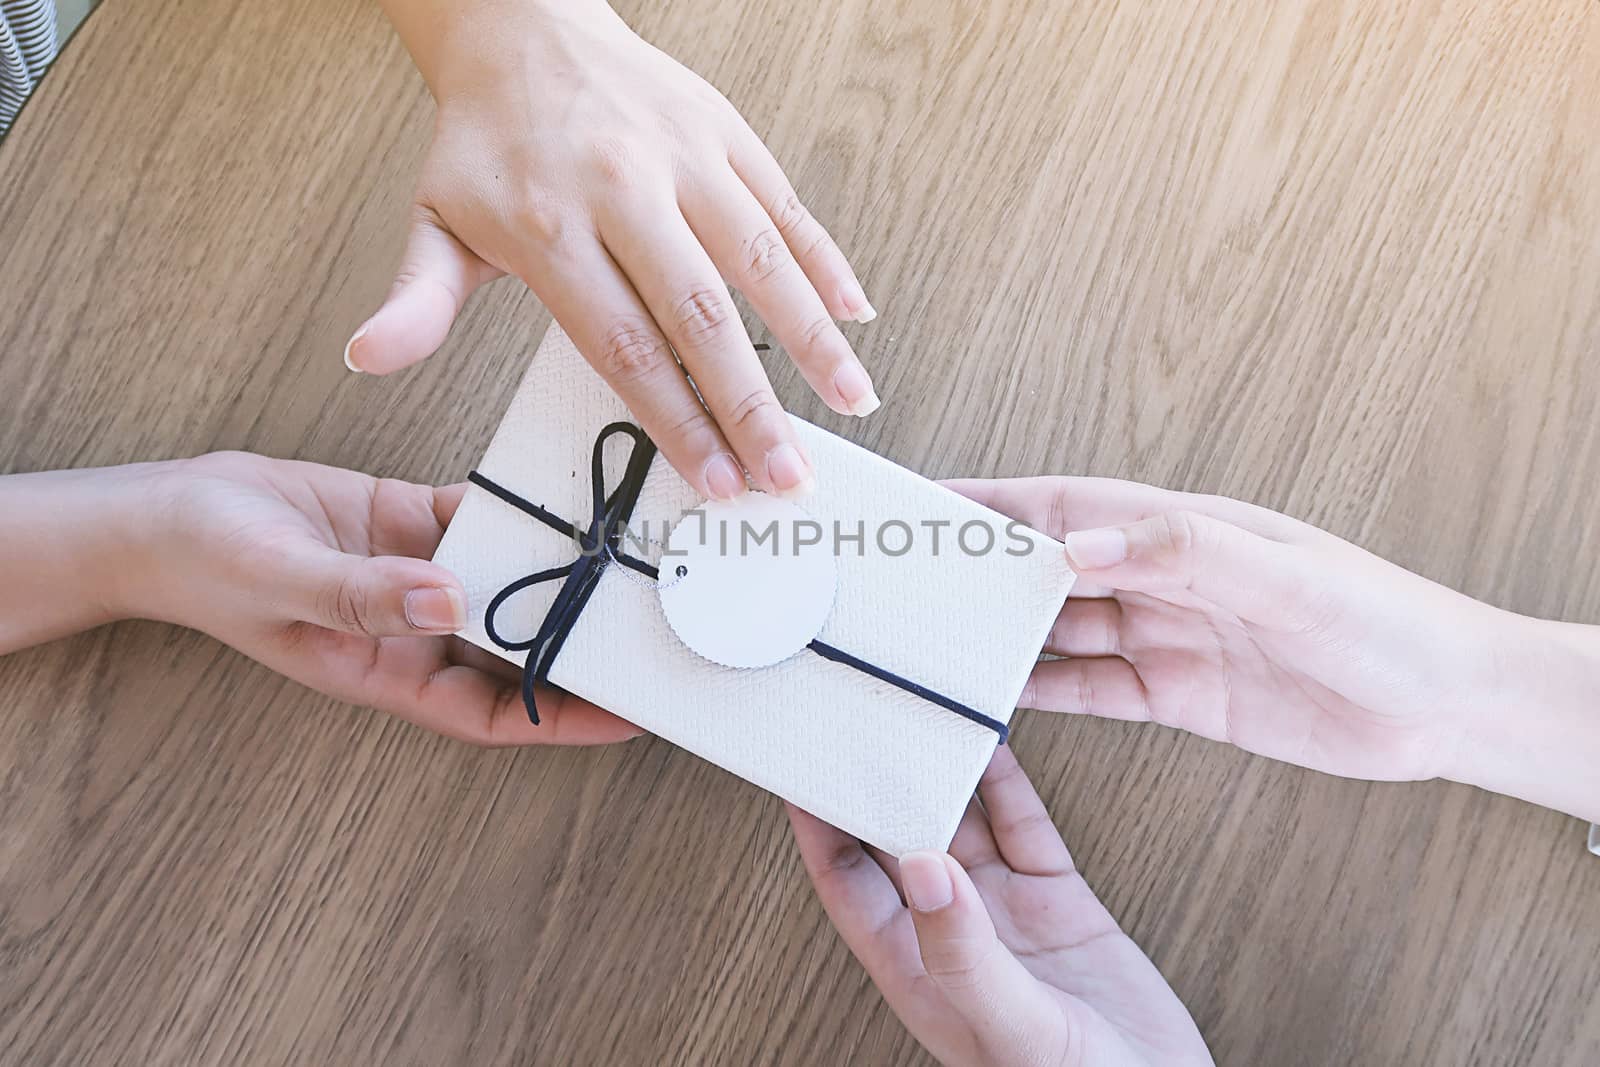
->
[467,423,1011,742]
[468,421,656,724]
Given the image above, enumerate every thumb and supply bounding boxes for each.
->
[899,852,1072,1065]
[284,545,469,638]
[1063,509,1320,629]
[343,204,502,375]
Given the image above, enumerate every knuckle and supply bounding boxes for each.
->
[589,137,639,188]
[409,201,449,235]
[767,190,814,236]
[726,386,783,433]
[739,227,792,284]
[794,223,833,262]
[656,405,718,451]
[669,287,735,346]
[511,197,567,246]
[771,194,833,262]
[995,807,1055,841]
[596,321,670,385]
[184,449,252,478]
[921,936,997,989]
[1098,612,1120,653]
[1073,663,1095,715]
[1043,483,1073,541]
[1154,510,1206,558]
[322,575,370,635]
[391,264,427,291]
[1019,672,1038,710]
[816,840,871,879]
[985,749,1028,787]
[473,690,527,747]
[796,314,840,356]
[689,77,736,115]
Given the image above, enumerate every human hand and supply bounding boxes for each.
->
[355,0,878,500]
[789,745,1212,1067]
[130,452,640,746]
[946,477,1600,824]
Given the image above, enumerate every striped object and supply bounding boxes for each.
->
[2,0,57,135]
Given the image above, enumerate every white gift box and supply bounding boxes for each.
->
[433,325,1075,854]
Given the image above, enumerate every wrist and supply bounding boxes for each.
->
[83,460,189,625]
[1447,611,1600,823]
[0,461,180,654]
[378,0,625,99]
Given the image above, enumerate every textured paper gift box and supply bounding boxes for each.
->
[434,326,1075,855]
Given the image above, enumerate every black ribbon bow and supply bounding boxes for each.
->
[466,423,1012,741]
[468,421,657,724]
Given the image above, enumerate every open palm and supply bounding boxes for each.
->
[789,745,1212,1066]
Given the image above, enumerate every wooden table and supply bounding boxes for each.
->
[2,0,1597,1062]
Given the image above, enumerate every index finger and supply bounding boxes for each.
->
[943,476,1169,536]
[943,476,1308,544]
[785,804,922,988]
[787,804,904,933]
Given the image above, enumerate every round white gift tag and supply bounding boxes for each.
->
[656,494,837,668]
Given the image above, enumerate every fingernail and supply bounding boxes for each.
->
[405,586,465,633]
[840,284,876,324]
[1063,527,1129,570]
[703,453,746,501]
[900,852,954,911]
[765,442,815,497]
[833,363,881,417]
[343,323,369,373]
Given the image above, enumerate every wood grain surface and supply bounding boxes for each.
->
[2,0,1598,1063]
